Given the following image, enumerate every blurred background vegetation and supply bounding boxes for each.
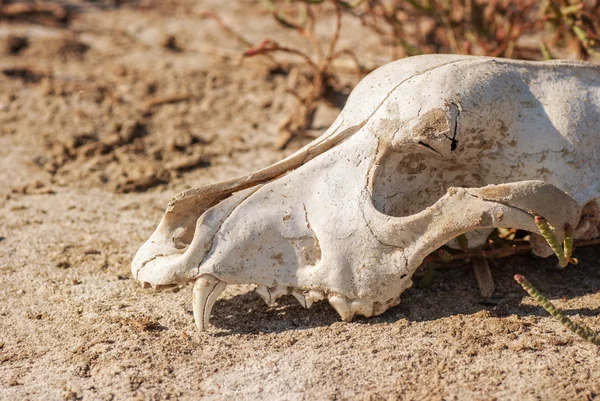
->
[259,0,600,61]
[223,0,600,146]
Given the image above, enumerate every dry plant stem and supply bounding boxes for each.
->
[250,40,319,70]
[275,4,323,60]
[199,11,253,47]
[305,5,324,61]
[456,234,494,297]
[245,0,348,149]
[514,274,600,346]
[144,93,192,111]
[473,256,494,298]
[200,11,279,65]
[324,0,342,65]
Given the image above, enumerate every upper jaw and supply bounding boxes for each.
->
[131,186,263,289]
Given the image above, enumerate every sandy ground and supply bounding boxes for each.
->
[1,1,599,400]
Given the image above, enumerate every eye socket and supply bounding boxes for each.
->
[370,144,481,218]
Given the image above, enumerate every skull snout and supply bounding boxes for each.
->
[131,186,262,288]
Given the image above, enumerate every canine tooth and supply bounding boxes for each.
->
[255,285,272,306]
[204,281,227,329]
[350,299,374,318]
[192,274,226,331]
[329,294,354,322]
[291,290,308,308]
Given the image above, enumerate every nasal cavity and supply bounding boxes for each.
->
[172,223,195,250]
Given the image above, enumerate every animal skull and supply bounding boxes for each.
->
[132,55,599,330]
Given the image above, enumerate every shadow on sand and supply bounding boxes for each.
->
[208,245,600,336]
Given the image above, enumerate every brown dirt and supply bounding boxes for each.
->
[1,1,599,400]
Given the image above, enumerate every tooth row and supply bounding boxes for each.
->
[190,277,401,332]
[328,294,377,322]
[255,285,399,322]
[256,285,325,309]
[255,285,288,306]
[329,294,401,321]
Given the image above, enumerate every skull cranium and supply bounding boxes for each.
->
[132,55,600,330]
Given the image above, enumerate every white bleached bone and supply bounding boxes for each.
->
[133,55,599,331]
[350,298,374,318]
[305,290,325,308]
[255,285,289,306]
[257,286,318,308]
[255,285,272,306]
[291,289,309,309]
[328,294,354,322]
[192,274,226,331]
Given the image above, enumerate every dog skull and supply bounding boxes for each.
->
[132,55,599,330]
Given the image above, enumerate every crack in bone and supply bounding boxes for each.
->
[134,253,171,281]
[302,203,310,230]
[446,102,460,151]
[417,141,442,155]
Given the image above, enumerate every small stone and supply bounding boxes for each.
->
[5,35,29,55]
[161,34,181,52]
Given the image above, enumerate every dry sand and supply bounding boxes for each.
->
[1,1,599,400]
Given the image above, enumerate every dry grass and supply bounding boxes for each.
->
[203,0,599,148]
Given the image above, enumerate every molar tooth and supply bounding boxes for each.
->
[192,274,227,331]
[303,290,325,309]
[306,290,324,303]
[328,294,354,322]
[350,299,374,318]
